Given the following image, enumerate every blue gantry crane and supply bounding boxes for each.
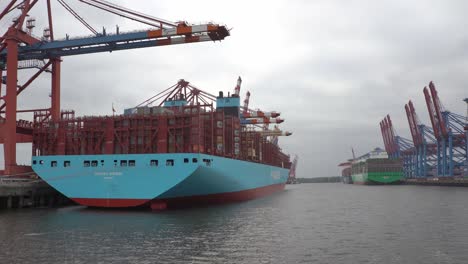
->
[382,81,467,179]
[404,100,438,178]
[424,82,467,177]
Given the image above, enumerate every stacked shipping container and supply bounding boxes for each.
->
[32,105,291,169]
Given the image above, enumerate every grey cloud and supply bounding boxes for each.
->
[1,0,467,177]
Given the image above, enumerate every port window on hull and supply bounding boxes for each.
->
[91,160,98,167]
[121,160,128,167]
[184,158,189,163]
[84,161,90,167]
[51,161,57,167]
[33,160,37,165]
[150,160,158,167]
[39,160,44,165]
[192,158,198,163]
[166,159,174,166]
[129,160,136,167]
[202,159,212,166]
[64,161,71,167]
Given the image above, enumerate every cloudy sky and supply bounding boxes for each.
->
[1,0,467,177]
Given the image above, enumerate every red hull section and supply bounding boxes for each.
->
[72,198,149,208]
[353,181,367,185]
[152,183,286,209]
[71,183,286,209]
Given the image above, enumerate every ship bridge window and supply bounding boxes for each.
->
[150,160,158,167]
[84,161,90,167]
[129,160,136,167]
[121,160,128,167]
[192,158,198,163]
[166,159,174,166]
[91,160,98,167]
[64,161,71,167]
[51,161,57,167]
[202,159,212,166]
[184,158,189,163]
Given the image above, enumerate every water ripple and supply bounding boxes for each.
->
[1,184,468,263]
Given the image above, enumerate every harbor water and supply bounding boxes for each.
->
[1,183,468,263]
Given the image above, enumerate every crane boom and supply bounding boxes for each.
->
[386,115,397,155]
[1,24,229,61]
[409,101,423,146]
[241,110,280,118]
[380,121,390,153]
[405,101,423,146]
[429,82,448,138]
[233,76,242,96]
[383,119,393,154]
[241,117,284,125]
[405,103,418,146]
[242,91,250,113]
[258,129,292,137]
[424,86,441,140]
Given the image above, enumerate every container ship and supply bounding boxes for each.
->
[349,148,403,185]
[31,78,292,209]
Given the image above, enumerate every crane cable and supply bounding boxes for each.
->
[79,0,176,29]
[57,0,98,35]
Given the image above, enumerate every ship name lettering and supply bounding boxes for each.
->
[94,172,123,176]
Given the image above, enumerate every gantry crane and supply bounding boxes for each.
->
[237,88,284,135]
[231,78,290,144]
[383,81,467,178]
[423,82,466,176]
[0,0,229,175]
[404,100,437,177]
[379,115,413,177]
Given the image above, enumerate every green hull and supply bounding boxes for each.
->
[352,172,403,185]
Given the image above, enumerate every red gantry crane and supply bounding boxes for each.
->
[423,82,466,176]
[0,0,230,175]
[379,114,413,177]
[384,81,466,178]
[404,100,437,177]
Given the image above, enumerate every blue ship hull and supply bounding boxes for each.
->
[32,153,289,208]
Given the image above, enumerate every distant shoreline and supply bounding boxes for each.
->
[297,177,341,183]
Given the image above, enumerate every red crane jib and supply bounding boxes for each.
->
[405,104,418,146]
[429,82,448,138]
[408,101,423,146]
[424,86,441,140]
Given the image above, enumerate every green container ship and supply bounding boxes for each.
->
[351,158,403,185]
